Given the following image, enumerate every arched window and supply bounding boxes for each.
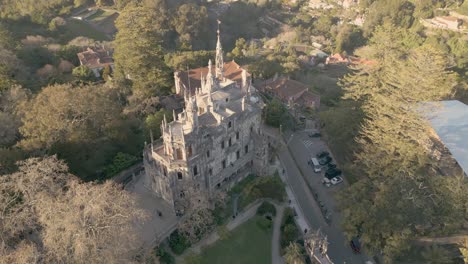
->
[228,121,232,128]
[176,148,183,160]
[193,166,198,176]
[187,145,193,157]
[177,172,183,180]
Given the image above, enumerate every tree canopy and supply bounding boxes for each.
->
[0,156,147,263]
[336,25,467,261]
[114,2,172,100]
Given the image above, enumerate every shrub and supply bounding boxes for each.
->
[256,216,273,230]
[281,208,300,250]
[281,224,299,249]
[168,230,191,255]
[103,152,139,178]
[257,201,277,216]
[156,247,175,264]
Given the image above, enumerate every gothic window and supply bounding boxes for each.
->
[228,121,232,128]
[229,137,232,147]
[236,131,239,140]
[209,168,213,176]
[222,160,226,169]
[177,172,183,180]
[236,150,240,160]
[207,150,210,158]
[221,141,225,149]
[176,148,183,160]
[245,144,249,154]
[187,145,193,157]
[193,166,198,176]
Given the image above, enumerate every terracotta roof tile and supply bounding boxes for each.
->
[77,47,114,69]
[177,61,250,95]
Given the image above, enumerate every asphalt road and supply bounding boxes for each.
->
[279,130,369,264]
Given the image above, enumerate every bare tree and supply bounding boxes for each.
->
[0,156,148,264]
[175,180,216,243]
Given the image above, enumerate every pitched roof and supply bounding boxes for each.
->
[77,47,114,69]
[177,61,250,95]
[421,100,468,176]
[261,78,308,101]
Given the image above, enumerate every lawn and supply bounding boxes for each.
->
[61,19,110,42]
[87,9,116,23]
[198,216,272,264]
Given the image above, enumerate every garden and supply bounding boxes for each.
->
[197,216,273,264]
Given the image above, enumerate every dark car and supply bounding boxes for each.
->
[319,156,332,165]
[309,132,321,138]
[350,237,361,254]
[325,168,342,178]
[316,151,329,159]
[327,163,337,169]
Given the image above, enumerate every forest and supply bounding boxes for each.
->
[0,0,467,263]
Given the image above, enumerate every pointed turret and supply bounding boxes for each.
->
[215,20,224,79]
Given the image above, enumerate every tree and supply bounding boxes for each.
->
[0,156,147,263]
[421,246,453,264]
[230,38,247,59]
[264,98,288,128]
[145,108,173,140]
[337,25,464,261]
[459,238,468,263]
[114,2,172,99]
[102,64,112,81]
[0,22,16,50]
[334,24,365,54]
[72,65,96,82]
[18,83,122,151]
[284,242,305,264]
[172,3,208,49]
[363,0,415,37]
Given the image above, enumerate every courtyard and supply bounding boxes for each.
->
[198,216,273,264]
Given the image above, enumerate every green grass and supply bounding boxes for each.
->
[198,216,272,264]
[62,19,109,42]
[87,9,116,23]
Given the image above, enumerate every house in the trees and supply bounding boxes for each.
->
[77,47,114,78]
[259,77,320,110]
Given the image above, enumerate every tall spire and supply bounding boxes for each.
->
[215,19,224,79]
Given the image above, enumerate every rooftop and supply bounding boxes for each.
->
[77,47,114,69]
[261,78,309,100]
[422,100,468,175]
[178,61,250,95]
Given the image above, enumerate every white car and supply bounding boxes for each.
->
[331,176,343,185]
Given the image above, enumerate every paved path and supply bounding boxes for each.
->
[272,205,285,264]
[263,125,370,263]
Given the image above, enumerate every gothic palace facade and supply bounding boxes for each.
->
[143,30,270,213]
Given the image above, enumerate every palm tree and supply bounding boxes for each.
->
[284,242,305,264]
[421,245,452,264]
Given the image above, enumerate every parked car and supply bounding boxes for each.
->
[309,132,321,138]
[331,176,343,185]
[316,151,329,159]
[325,169,342,178]
[350,237,361,254]
[319,156,332,165]
[322,177,331,187]
[327,163,337,169]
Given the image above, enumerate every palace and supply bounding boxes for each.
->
[143,29,270,214]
